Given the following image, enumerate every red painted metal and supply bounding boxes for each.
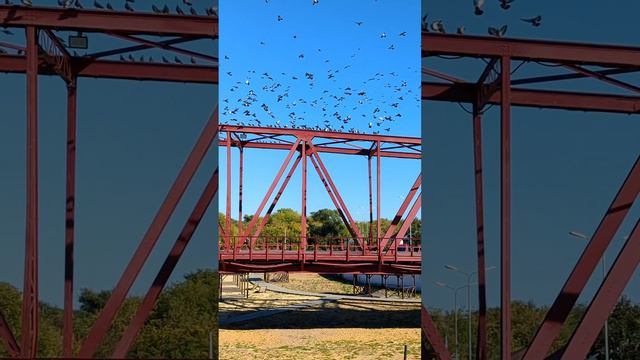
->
[226,131,232,237]
[421,305,452,360]
[219,126,421,275]
[0,5,217,37]
[394,193,421,240]
[219,125,421,145]
[1,54,218,84]
[562,64,640,94]
[252,156,302,239]
[301,141,308,249]
[500,55,512,360]
[523,156,640,359]
[380,174,422,249]
[472,105,488,360]
[423,33,640,67]
[560,219,640,360]
[308,147,364,242]
[368,155,374,245]
[307,153,356,240]
[0,310,19,357]
[21,26,39,359]
[238,146,244,237]
[423,31,640,359]
[108,33,216,63]
[3,6,218,357]
[376,141,381,244]
[63,79,77,358]
[78,109,219,358]
[111,168,219,358]
[219,236,420,273]
[422,81,640,114]
[239,140,301,246]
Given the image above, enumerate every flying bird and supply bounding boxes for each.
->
[521,15,542,27]
[474,0,484,15]
[488,25,508,37]
[499,0,514,10]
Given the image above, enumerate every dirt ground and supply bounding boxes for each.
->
[219,273,420,359]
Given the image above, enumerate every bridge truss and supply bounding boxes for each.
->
[0,5,218,358]
[218,125,422,274]
[422,32,640,360]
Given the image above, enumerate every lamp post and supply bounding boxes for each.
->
[569,230,610,360]
[436,281,468,360]
[445,264,496,360]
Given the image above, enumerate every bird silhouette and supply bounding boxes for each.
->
[474,0,484,15]
[488,25,508,37]
[499,0,514,10]
[521,15,542,27]
[124,2,134,11]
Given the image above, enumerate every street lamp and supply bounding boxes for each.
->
[445,264,496,360]
[569,230,612,360]
[436,281,469,360]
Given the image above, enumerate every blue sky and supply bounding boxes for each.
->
[422,0,640,311]
[0,0,218,307]
[219,0,421,222]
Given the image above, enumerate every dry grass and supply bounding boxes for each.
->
[219,328,420,360]
[219,274,420,359]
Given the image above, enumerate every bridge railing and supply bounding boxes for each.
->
[218,235,421,262]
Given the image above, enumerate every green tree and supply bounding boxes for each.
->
[308,209,350,238]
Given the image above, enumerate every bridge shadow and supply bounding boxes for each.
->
[221,301,420,330]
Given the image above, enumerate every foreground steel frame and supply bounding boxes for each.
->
[218,125,422,275]
[422,32,640,359]
[0,5,217,358]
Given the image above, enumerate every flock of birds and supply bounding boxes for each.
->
[424,0,542,37]
[2,0,218,16]
[221,1,419,135]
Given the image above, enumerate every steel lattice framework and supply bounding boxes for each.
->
[422,32,640,360]
[0,5,218,358]
[218,125,422,274]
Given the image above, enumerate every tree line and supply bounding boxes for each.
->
[218,207,423,241]
[424,297,640,359]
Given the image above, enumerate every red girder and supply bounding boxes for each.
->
[219,124,421,145]
[0,5,217,37]
[423,32,640,67]
[422,81,640,114]
[0,55,218,83]
[424,31,640,360]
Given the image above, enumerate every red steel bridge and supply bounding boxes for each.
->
[0,5,217,359]
[422,32,640,360]
[218,125,422,275]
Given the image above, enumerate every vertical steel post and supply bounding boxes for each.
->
[21,26,39,359]
[63,78,77,358]
[225,131,232,242]
[500,55,512,360]
[301,140,307,251]
[472,101,487,360]
[368,155,373,246]
[238,146,243,237]
[376,140,381,247]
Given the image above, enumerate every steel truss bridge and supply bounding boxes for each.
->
[218,125,422,274]
[422,32,640,360]
[0,4,217,359]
